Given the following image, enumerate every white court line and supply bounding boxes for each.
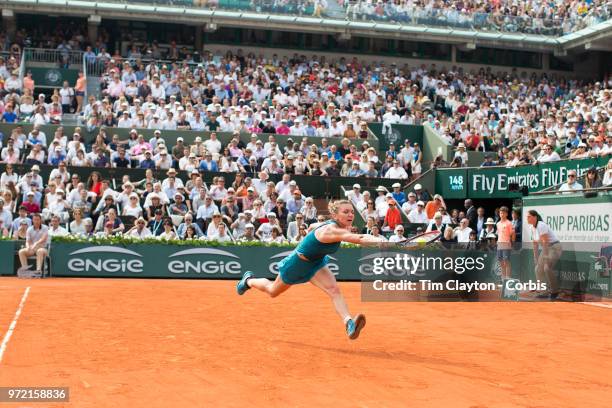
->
[0,287,31,364]
[579,302,612,309]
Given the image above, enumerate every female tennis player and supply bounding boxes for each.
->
[527,209,562,299]
[237,199,386,340]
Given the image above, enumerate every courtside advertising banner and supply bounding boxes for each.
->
[522,194,612,243]
[436,156,609,199]
[50,241,610,301]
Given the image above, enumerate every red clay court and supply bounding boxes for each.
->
[0,277,611,407]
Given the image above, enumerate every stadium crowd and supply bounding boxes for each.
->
[345,0,611,35]
[0,41,610,169]
[0,29,610,276]
[0,155,548,249]
[25,0,607,35]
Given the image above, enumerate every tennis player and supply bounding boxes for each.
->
[237,199,386,340]
[527,209,562,299]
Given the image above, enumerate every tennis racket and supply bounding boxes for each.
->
[397,231,442,248]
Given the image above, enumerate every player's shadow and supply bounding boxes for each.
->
[278,340,472,370]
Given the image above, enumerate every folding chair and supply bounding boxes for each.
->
[20,244,51,278]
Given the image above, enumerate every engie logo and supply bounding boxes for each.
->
[167,248,242,275]
[268,251,340,275]
[67,246,144,273]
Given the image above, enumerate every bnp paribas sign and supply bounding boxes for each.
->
[522,194,612,243]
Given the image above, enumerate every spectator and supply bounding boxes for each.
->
[475,207,486,237]
[466,231,479,250]
[272,197,289,228]
[584,167,603,189]
[479,218,496,241]
[480,154,497,167]
[221,195,240,225]
[69,208,90,235]
[440,226,457,247]
[385,159,409,179]
[59,81,74,113]
[256,212,277,241]
[0,197,12,228]
[22,191,41,215]
[96,208,124,234]
[12,219,30,240]
[401,192,417,216]
[300,197,317,224]
[169,193,189,216]
[123,193,144,218]
[535,144,561,163]
[127,217,153,239]
[391,183,406,206]
[178,213,204,238]
[240,223,258,242]
[426,212,446,233]
[603,159,612,186]
[11,206,31,232]
[454,218,473,243]
[147,209,166,236]
[47,215,69,237]
[464,199,477,231]
[265,225,286,244]
[158,219,177,240]
[413,183,431,203]
[209,222,233,243]
[389,225,407,243]
[206,212,225,237]
[369,225,387,242]
[286,213,306,242]
[382,197,402,233]
[407,200,429,224]
[346,183,362,207]
[183,225,198,240]
[425,194,446,221]
[558,170,583,193]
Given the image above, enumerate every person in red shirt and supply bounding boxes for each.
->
[466,130,481,150]
[87,171,103,196]
[383,196,402,232]
[22,191,41,215]
[344,145,361,162]
[425,194,446,221]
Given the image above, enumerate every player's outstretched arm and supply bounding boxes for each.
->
[319,226,390,248]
